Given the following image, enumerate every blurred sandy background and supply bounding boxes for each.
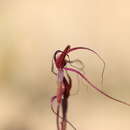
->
[0,0,130,130]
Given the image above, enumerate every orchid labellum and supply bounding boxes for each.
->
[51,45,130,130]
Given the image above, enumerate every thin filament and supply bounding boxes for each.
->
[67,47,105,85]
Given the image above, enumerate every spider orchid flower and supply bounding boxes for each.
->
[51,45,130,130]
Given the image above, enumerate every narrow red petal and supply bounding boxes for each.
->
[64,67,130,106]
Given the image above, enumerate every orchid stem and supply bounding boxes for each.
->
[57,104,60,130]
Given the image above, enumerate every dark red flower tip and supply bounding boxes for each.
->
[54,45,71,69]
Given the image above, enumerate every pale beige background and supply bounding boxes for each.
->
[0,0,130,130]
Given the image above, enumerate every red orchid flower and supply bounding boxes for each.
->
[51,45,130,130]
